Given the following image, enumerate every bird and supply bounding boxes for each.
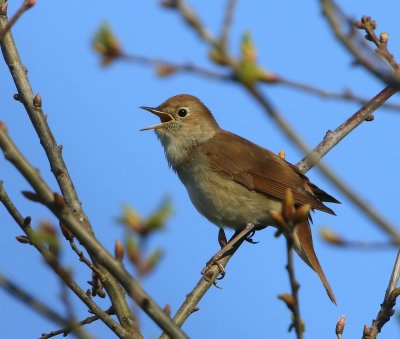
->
[140,94,339,304]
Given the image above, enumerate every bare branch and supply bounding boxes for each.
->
[285,242,304,339]
[160,234,248,338]
[0,0,36,41]
[0,126,187,339]
[0,181,126,338]
[321,0,400,88]
[219,0,237,47]
[279,77,400,111]
[384,249,400,300]
[0,4,139,334]
[151,1,400,331]
[121,53,231,80]
[40,308,115,339]
[296,86,400,242]
[362,286,400,338]
[0,273,68,327]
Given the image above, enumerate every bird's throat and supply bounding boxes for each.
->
[156,127,217,169]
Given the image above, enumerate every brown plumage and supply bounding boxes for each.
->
[203,130,339,214]
[141,94,340,304]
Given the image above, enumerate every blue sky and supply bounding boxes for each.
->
[1,1,400,338]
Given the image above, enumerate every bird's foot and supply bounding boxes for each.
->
[201,224,258,287]
[201,255,225,287]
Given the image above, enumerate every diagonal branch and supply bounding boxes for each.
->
[321,0,400,88]
[0,181,125,338]
[219,0,237,47]
[40,308,115,339]
[160,235,247,339]
[0,2,139,334]
[0,273,69,328]
[155,1,400,331]
[362,249,400,338]
[0,125,188,339]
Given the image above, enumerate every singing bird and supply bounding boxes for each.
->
[141,94,339,304]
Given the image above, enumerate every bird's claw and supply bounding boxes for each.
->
[244,230,259,244]
[201,257,226,284]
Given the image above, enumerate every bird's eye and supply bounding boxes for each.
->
[177,108,188,117]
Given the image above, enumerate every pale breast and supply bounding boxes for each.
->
[177,160,281,230]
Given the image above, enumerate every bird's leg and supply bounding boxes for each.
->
[202,223,257,281]
[217,228,228,248]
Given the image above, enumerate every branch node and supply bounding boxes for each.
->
[33,93,42,108]
[0,1,7,15]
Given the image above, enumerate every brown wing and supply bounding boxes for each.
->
[202,130,339,214]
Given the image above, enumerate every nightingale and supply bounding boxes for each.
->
[140,94,339,304]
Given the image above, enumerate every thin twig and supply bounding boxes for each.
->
[247,85,398,244]
[160,234,248,339]
[321,3,400,337]
[41,308,115,339]
[384,249,400,300]
[0,0,36,41]
[286,240,303,339]
[60,280,76,334]
[362,286,400,339]
[121,53,231,80]
[0,3,139,335]
[70,239,102,276]
[219,0,237,47]
[155,1,400,331]
[0,273,68,327]
[247,85,400,242]
[0,126,187,339]
[321,0,400,88]
[175,0,219,47]
[0,181,125,338]
[120,52,400,110]
[279,76,400,111]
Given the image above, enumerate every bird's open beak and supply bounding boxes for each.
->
[139,106,175,131]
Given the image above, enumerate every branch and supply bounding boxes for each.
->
[120,53,231,81]
[0,181,126,338]
[219,0,237,47]
[117,54,400,243]
[363,287,400,338]
[40,308,114,339]
[0,125,187,339]
[0,0,36,41]
[0,3,139,334]
[321,0,400,88]
[279,77,400,111]
[169,3,400,242]
[160,234,247,339]
[285,242,303,339]
[362,249,400,338]
[297,10,400,240]
[0,273,69,328]
[155,0,400,331]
